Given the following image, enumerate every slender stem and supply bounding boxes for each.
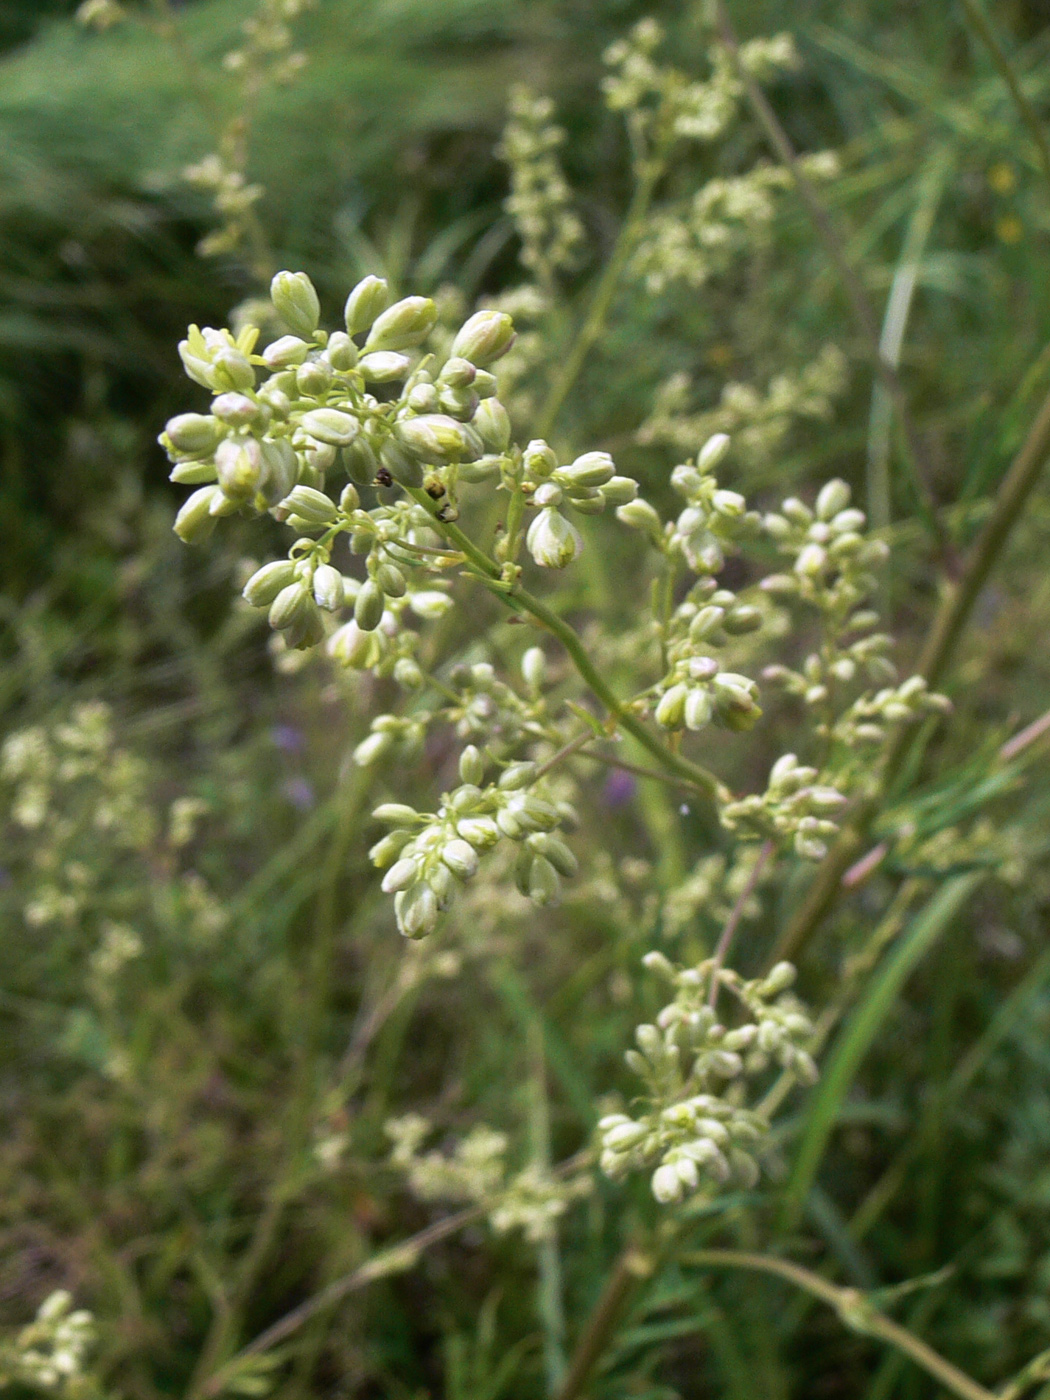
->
[681,1250,996,1400]
[537,155,666,439]
[528,1022,567,1395]
[713,0,942,534]
[708,838,775,1007]
[957,0,1050,199]
[406,487,724,799]
[773,379,1050,965]
[554,1243,657,1400]
[534,730,594,780]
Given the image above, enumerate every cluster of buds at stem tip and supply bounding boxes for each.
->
[598,953,816,1206]
[518,440,640,569]
[721,753,847,860]
[369,748,577,938]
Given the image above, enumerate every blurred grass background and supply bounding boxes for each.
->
[3,2,1050,1398]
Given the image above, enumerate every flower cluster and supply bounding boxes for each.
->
[369,747,577,939]
[721,753,847,860]
[599,954,816,1205]
[386,1115,590,1242]
[0,1292,95,1397]
[498,85,584,288]
[638,345,849,465]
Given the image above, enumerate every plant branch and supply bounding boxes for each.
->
[554,1242,657,1400]
[682,1250,996,1400]
[773,379,1050,964]
[708,838,775,1006]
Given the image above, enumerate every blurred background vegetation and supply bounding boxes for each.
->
[4,1,1050,1398]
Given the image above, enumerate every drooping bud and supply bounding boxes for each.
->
[697,432,731,473]
[312,564,345,611]
[526,508,582,569]
[354,579,385,631]
[173,486,222,543]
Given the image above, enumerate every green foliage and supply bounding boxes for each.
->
[4,2,1050,1400]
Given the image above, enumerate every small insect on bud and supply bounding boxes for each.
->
[299,408,360,447]
[270,271,321,339]
[365,296,437,352]
[450,309,516,366]
[344,275,390,335]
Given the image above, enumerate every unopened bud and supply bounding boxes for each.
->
[344,275,390,335]
[270,271,320,339]
[365,296,437,352]
[450,309,516,366]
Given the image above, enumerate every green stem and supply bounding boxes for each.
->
[681,1250,996,1400]
[773,380,1050,965]
[537,154,666,439]
[406,487,723,798]
[554,1243,657,1400]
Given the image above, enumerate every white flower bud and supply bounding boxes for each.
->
[712,489,746,518]
[684,688,713,731]
[456,816,501,849]
[601,475,639,505]
[655,683,688,729]
[243,559,297,607]
[270,271,320,339]
[325,331,358,371]
[816,478,851,521]
[282,485,338,524]
[173,486,221,543]
[697,433,731,472]
[382,857,419,893]
[354,732,393,766]
[408,590,454,620]
[651,1162,684,1204]
[472,397,511,453]
[262,335,311,369]
[559,451,615,488]
[522,646,546,689]
[312,564,345,611]
[450,309,516,366]
[396,881,439,939]
[604,1121,647,1151]
[365,296,437,352]
[442,839,480,880]
[459,746,484,786]
[373,803,420,825]
[344,275,390,335]
[526,508,582,569]
[163,412,223,456]
[396,414,476,464]
[299,408,360,447]
[795,542,827,576]
[358,351,412,382]
[616,498,663,540]
[527,855,560,905]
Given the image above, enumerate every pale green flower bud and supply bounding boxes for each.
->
[458,454,502,482]
[473,369,498,398]
[713,673,762,731]
[519,794,560,830]
[344,437,379,485]
[697,432,731,473]
[527,855,560,905]
[296,359,334,397]
[393,657,424,689]
[601,475,639,505]
[671,465,703,497]
[652,1162,684,1204]
[212,392,262,428]
[523,439,557,479]
[214,346,255,392]
[655,683,688,729]
[781,497,813,526]
[262,335,311,369]
[243,559,297,607]
[270,271,321,338]
[337,484,360,513]
[616,498,663,541]
[407,590,454,620]
[534,482,563,508]
[216,437,262,500]
[170,460,218,485]
[559,451,615,488]
[407,383,440,413]
[365,296,437,352]
[832,508,866,534]
[438,357,476,388]
[795,542,827,575]
[459,746,484,786]
[472,398,511,453]
[521,646,546,690]
[260,438,298,503]
[325,331,358,371]
[269,581,310,630]
[396,414,476,464]
[808,786,847,813]
[499,762,538,791]
[526,508,581,569]
[373,802,420,825]
[816,478,850,521]
[636,1023,663,1058]
[723,604,762,635]
[379,438,424,487]
[283,485,338,524]
[355,731,394,766]
[604,1121,647,1151]
[382,857,419,893]
[299,408,360,447]
[358,351,412,382]
[163,412,223,457]
[312,564,344,611]
[354,579,385,631]
[442,839,480,881]
[528,832,577,877]
[689,605,726,641]
[174,486,221,543]
[712,488,746,518]
[369,829,411,866]
[684,688,713,731]
[438,384,478,422]
[344,275,390,335]
[374,562,407,598]
[570,490,606,516]
[396,881,439,939]
[450,309,516,366]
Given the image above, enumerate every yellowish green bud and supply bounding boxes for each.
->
[270,271,320,339]
[365,296,437,352]
[300,408,359,447]
[243,559,297,606]
[450,309,516,366]
[358,351,412,382]
[174,486,221,543]
[283,485,338,524]
[354,579,385,631]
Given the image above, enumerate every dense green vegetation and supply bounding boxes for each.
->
[3,2,1050,1399]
